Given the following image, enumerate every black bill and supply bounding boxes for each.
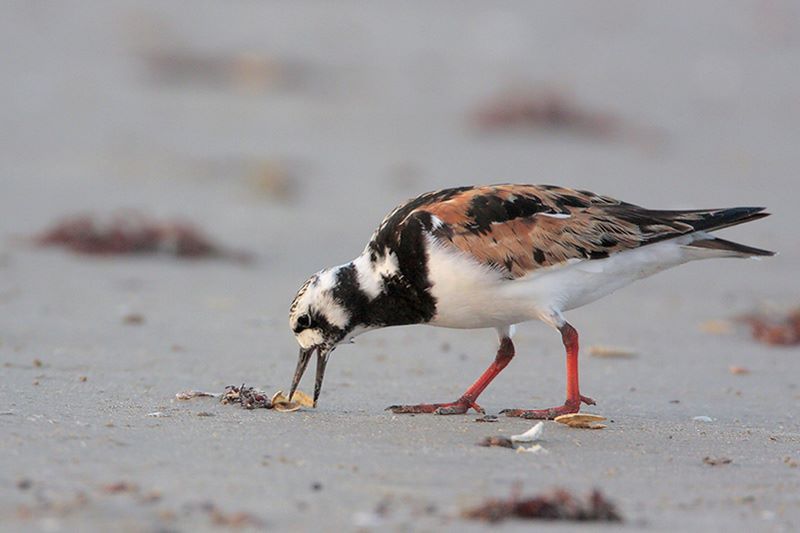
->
[289,345,332,407]
[313,348,331,407]
[289,346,315,403]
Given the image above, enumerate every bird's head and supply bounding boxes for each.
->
[287,265,365,406]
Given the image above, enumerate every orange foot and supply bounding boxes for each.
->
[386,398,484,415]
[500,395,595,420]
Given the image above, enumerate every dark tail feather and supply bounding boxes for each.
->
[689,207,770,233]
[685,207,774,257]
[610,205,772,248]
[689,236,775,257]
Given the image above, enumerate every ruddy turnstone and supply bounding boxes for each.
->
[288,184,773,418]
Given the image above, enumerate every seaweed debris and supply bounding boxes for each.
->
[221,384,271,409]
[739,308,800,346]
[36,212,251,262]
[463,487,622,523]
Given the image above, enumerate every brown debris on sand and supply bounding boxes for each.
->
[221,384,272,409]
[218,385,313,412]
[463,487,622,523]
[738,308,800,346]
[35,212,251,262]
[142,49,305,94]
[587,345,637,359]
[101,481,139,494]
[175,390,219,401]
[554,413,607,429]
[472,88,619,138]
[200,502,266,528]
[122,313,145,325]
[703,456,733,466]
[477,436,515,448]
[178,384,313,413]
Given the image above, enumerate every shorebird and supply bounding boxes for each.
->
[287,184,773,418]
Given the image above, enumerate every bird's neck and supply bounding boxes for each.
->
[347,253,436,329]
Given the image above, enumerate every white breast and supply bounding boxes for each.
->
[425,237,531,328]
[427,234,706,329]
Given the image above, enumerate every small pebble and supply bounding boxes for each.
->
[123,313,145,325]
[703,456,732,466]
[477,436,514,448]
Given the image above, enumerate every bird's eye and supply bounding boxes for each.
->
[297,314,313,329]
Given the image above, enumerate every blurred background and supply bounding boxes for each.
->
[3,2,796,259]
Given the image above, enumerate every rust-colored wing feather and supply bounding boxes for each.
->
[421,185,644,277]
[369,184,768,279]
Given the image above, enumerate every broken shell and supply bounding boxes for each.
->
[176,390,219,400]
[271,391,289,405]
[511,422,544,443]
[515,444,549,454]
[273,401,301,413]
[554,413,607,429]
[270,389,309,412]
[289,390,314,408]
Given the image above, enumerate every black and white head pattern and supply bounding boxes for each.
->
[289,243,436,352]
[289,268,351,351]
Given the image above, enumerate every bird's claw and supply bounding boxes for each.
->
[500,395,595,420]
[386,398,483,415]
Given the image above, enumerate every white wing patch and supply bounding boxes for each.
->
[430,215,446,230]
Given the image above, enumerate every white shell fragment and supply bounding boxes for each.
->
[511,422,545,443]
[692,416,713,422]
[515,444,549,454]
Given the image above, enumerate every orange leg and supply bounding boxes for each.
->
[501,323,595,419]
[387,337,515,415]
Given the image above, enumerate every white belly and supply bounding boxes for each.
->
[426,235,703,329]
